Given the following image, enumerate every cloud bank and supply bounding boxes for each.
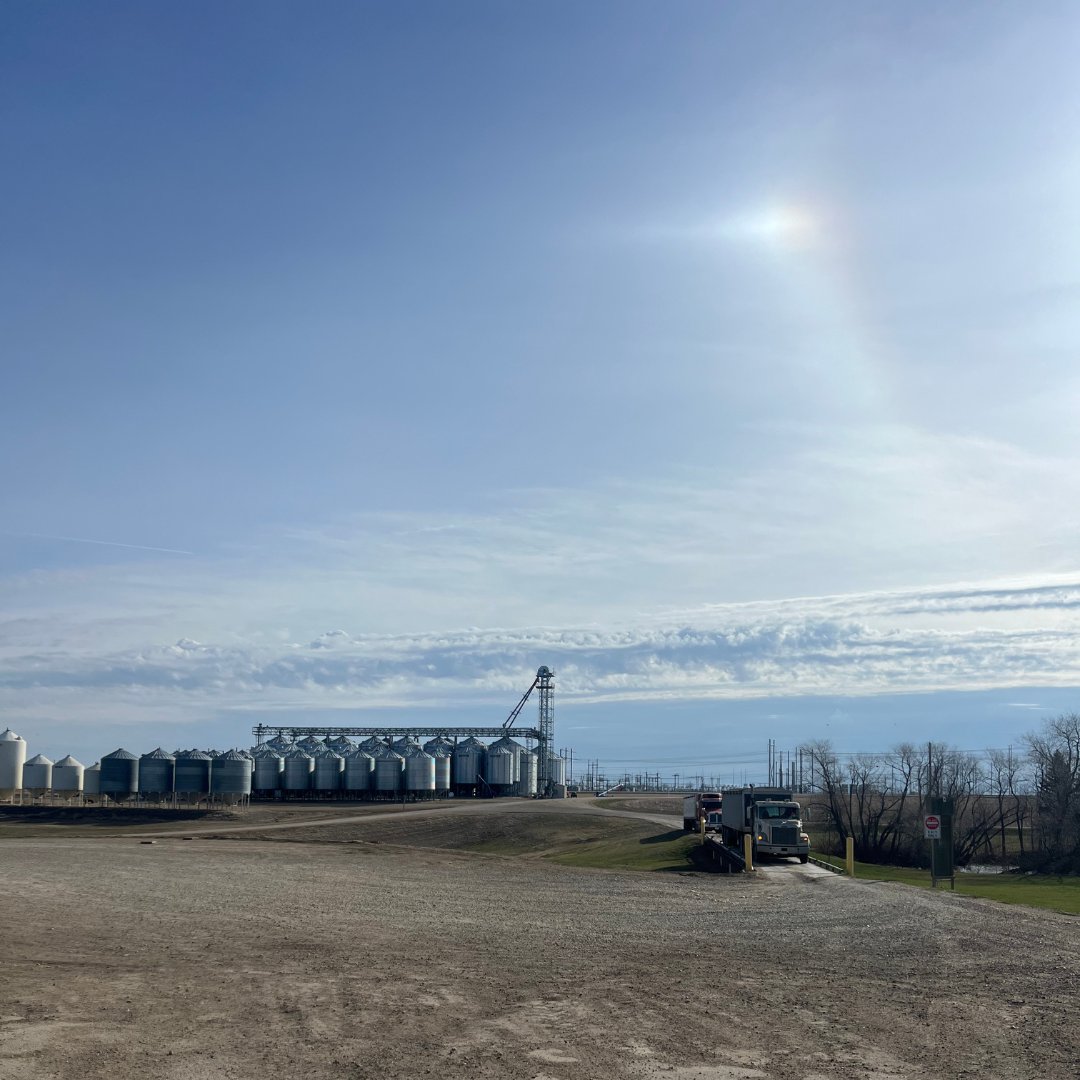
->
[3,577,1080,728]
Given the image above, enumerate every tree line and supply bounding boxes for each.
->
[803,713,1080,872]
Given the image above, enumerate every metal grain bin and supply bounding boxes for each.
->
[371,745,404,793]
[138,748,175,797]
[282,748,314,792]
[327,736,354,754]
[517,750,538,797]
[52,755,85,793]
[0,728,27,795]
[267,735,293,752]
[424,738,453,792]
[403,744,436,793]
[485,743,516,787]
[452,737,486,786]
[357,736,384,753]
[251,745,284,791]
[23,754,53,792]
[544,753,567,788]
[312,750,345,793]
[174,750,212,795]
[344,750,374,792]
[296,736,324,754]
[488,736,523,784]
[210,750,253,800]
[100,748,139,801]
[83,761,101,795]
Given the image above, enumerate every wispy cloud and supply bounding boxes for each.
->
[1,532,194,556]
[3,428,1080,730]
[3,578,1080,725]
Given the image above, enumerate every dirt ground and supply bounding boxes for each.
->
[2,800,1078,1080]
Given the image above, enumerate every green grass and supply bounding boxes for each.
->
[813,853,1080,915]
[546,829,701,872]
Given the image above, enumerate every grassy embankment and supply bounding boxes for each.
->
[546,829,701,872]
[812,852,1080,915]
[458,819,702,872]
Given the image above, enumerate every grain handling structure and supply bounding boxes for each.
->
[252,665,561,796]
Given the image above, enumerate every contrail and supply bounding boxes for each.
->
[0,531,195,556]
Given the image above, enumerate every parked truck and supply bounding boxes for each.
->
[721,786,810,862]
[682,791,723,832]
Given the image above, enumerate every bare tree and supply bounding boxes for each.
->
[1026,714,1080,868]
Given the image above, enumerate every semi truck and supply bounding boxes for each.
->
[682,791,723,832]
[721,786,810,862]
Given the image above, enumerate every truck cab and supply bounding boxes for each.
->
[751,799,810,862]
[721,787,810,862]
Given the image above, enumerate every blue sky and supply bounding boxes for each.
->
[3,3,1080,773]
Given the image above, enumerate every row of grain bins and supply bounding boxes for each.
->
[251,734,567,799]
[0,729,253,804]
[1,726,568,804]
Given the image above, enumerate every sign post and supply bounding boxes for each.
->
[926,798,954,890]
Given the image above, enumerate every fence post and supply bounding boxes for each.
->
[845,836,855,877]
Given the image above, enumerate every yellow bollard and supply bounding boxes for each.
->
[845,836,855,877]
[743,832,754,872]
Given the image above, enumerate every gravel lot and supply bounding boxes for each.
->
[2,804,1078,1080]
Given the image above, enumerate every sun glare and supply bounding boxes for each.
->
[724,203,821,250]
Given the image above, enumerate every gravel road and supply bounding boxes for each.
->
[1,808,1077,1080]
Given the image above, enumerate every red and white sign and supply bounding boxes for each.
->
[924,814,941,840]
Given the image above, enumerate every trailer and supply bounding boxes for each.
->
[721,786,810,862]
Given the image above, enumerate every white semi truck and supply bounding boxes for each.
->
[721,786,810,862]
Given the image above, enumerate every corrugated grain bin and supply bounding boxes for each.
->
[251,745,284,791]
[52,755,85,793]
[0,728,28,795]
[517,750,538,797]
[424,738,453,792]
[23,754,53,792]
[174,750,212,795]
[210,750,253,800]
[485,742,515,786]
[282,748,314,791]
[371,745,404,792]
[488,736,522,784]
[545,754,567,788]
[403,744,435,792]
[138,748,175,796]
[100,748,139,800]
[312,750,344,792]
[344,750,374,792]
[83,761,101,794]
[452,737,486,786]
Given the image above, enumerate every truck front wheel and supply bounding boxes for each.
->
[799,854,809,864]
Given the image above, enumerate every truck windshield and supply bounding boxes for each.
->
[758,804,799,819]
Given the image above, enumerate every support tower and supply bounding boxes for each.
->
[536,665,555,795]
